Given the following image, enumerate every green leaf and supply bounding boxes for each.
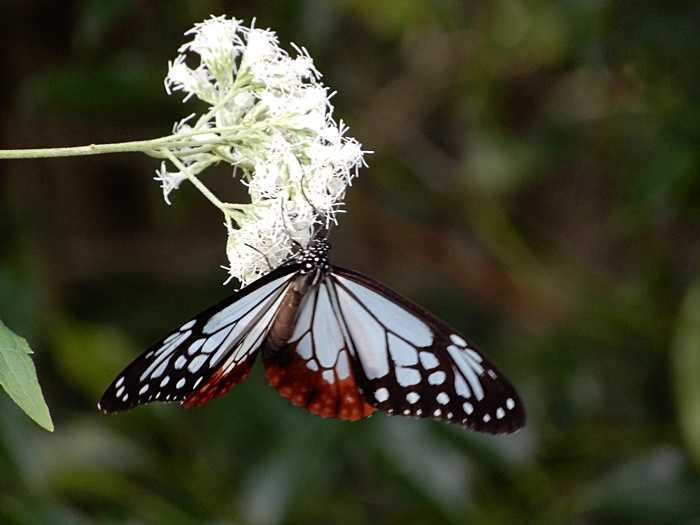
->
[0,320,54,432]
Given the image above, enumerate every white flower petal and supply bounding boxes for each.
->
[162,16,369,286]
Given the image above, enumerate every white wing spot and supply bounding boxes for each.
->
[388,334,418,366]
[139,384,149,395]
[450,334,468,347]
[496,407,505,419]
[297,333,313,360]
[180,319,196,331]
[116,386,125,398]
[193,376,203,389]
[322,370,335,384]
[463,401,474,415]
[374,387,389,402]
[428,371,446,385]
[403,409,411,415]
[122,393,129,402]
[506,398,515,410]
[336,351,350,380]
[433,408,442,417]
[483,414,491,423]
[188,354,208,373]
[397,367,421,387]
[466,349,483,363]
[307,360,319,371]
[436,392,450,405]
[291,291,315,340]
[188,338,206,355]
[116,377,124,388]
[487,369,497,379]
[174,355,187,370]
[447,412,453,419]
[416,408,423,416]
[406,392,420,404]
[202,326,234,354]
[313,285,344,368]
[419,351,439,370]
[176,378,186,389]
[454,373,470,398]
[149,357,172,379]
[160,376,170,387]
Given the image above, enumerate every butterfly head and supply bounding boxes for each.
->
[297,237,330,274]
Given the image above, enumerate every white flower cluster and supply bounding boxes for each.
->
[158,16,368,286]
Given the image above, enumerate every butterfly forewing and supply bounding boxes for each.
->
[98,265,299,413]
[328,267,525,434]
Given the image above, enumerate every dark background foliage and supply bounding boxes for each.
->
[1,1,700,524]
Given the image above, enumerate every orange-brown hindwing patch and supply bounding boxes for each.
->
[264,346,375,421]
[183,353,257,408]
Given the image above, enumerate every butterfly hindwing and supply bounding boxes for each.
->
[263,281,375,421]
[98,265,299,413]
[328,267,525,434]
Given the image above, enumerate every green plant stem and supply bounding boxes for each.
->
[160,148,224,210]
[0,126,248,160]
[0,129,259,228]
[0,136,189,160]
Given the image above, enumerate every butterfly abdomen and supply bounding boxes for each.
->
[264,273,315,354]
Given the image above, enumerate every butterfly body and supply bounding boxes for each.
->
[100,237,525,434]
[264,239,330,352]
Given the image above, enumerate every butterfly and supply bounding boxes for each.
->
[99,236,525,434]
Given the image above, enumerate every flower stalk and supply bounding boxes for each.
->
[0,15,369,287]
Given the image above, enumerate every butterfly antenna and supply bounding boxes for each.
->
[244,243,273,272]
[298,174,332,242]
[277,199,305,254]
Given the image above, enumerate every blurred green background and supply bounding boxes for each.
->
[2,1,700,524]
